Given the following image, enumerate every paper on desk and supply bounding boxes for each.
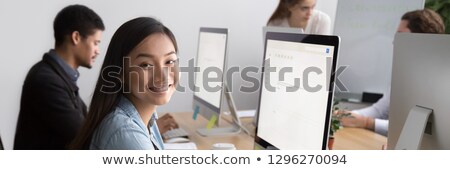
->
[223,109,256,118]
[237,109,256,118]
[163,142,198,150]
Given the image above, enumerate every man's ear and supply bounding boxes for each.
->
[71,31,81,45]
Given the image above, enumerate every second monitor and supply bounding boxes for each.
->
[192,27,241,136]
[254,32,340,150]
[388,33,450,150]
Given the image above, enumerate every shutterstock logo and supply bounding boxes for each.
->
[99,57,348,94]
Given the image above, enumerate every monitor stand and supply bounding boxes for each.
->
[394,105,432,150]
[196,84,248,136]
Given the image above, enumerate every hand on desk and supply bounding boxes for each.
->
[334,110,374,130]
[157,113,179,134]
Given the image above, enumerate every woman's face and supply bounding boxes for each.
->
[289,0,316,22]
[124,33,178,107]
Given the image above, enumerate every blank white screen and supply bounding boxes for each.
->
[194,32,227,108]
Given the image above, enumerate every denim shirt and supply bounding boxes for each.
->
[90,96,164,150]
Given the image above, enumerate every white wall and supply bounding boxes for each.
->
[316,0,338,32]
[333,0,424,96]
[0,0,279,150]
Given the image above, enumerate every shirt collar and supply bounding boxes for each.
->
[47,49,80,82]
[117,95,157,126]
[117,95,163,149]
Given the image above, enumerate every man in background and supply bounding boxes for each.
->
[14,4,105,149]
[336,9,445,136]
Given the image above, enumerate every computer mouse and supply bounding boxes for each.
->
[165,137,190,143]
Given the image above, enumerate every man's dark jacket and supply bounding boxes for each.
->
[14,53,87,149]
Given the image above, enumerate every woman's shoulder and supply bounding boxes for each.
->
[97,107,145,134]
[312,10,331,21]
[90,107,150,149]
[268,18,289,27]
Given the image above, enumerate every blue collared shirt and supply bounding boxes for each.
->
[47,49,79,83]
[90,96,164,150]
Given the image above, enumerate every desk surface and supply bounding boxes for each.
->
[169,112,387,150]
[169,112,254,150]
[333,127,387,150]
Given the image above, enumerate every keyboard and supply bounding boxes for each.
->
[163,128,189,139]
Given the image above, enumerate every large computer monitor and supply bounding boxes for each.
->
[254,32,340,150]
[192,27,241,136]
[388,33,450,150]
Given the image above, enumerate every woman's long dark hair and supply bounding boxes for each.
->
[70,17,178,149]
[267,0,303,25]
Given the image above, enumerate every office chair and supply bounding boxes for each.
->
[0,135,3,150]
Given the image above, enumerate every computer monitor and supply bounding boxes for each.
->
[388,33,450,150]
[254,31,340,150]
[192,27,241,136]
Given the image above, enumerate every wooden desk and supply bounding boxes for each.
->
[170,112,254,150]
[333,127,387,150]
[170,112,386,150]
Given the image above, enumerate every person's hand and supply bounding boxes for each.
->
[334,110,374,130]
[156,113,179,134]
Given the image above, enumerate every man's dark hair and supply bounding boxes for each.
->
[401,8,445,34]
[53,4,105,47]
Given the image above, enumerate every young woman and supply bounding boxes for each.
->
[71,17,179,149]
[267,0,331,35]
